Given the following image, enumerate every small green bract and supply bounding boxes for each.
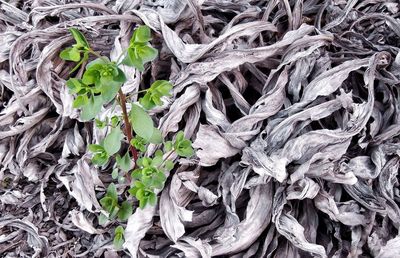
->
[60,25,195,250]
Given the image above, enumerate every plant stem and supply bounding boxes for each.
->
[117,89,138,163]
[87,48,109,62]
[158,150,175,169]
[127,89,148,99]
[116,49,127,66]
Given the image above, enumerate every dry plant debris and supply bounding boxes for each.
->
[0,0,400,257]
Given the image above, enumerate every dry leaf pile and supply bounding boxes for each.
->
[1,0,400,257]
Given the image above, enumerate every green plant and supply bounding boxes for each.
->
[60,26,194,249]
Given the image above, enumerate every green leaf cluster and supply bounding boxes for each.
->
[127,131,194,209]
[174,131,195,157]
[59,28,91,75]
[88,144,109,166]
[122,25,158,71]
[59,28,90,62]
[69,59,126,121]
[60,25,197,251]
[99,183,133,222]
[82,58,126,104]
[116,151,132,171]
[113,226,124,250]
[60,29,127,121]
[130,136,147,152]
[129,153,167,208]
[88,126,123,166]
[140,80,172,110]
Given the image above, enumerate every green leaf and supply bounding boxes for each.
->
[103,127,123,155]
[109,206,120,220]
[140,80,172,110]
[155,150,163,157]
[82,69,98,85]
[176,131,184,142]
[137,45,158,63]
[130,136,147,152]
[111,168,119,179]
[115,225,124,235]
[148,192,157,206]
[100,83,120,104]
[136,188,145,202]
[69,28,90,49]
[165,160,174,171]
[174,131,194,158]
[66,78,84,93]
[150,80,173,95]
[139,93,154,110]
[60,47,81,62]
[152,172,166,189]
[139,197,148,209]
[129,104,154,141]
[70,51,89,74]
[175,141,194,157]
[92,152,109,166]
[80,95,103,121]
[131,169,142,180]
[89,145,109,166]
[86,57,108,69]
[89,144,104,153]
[117,201,133,221]
[111,116,120,127]
[98,213,108,225]
[132,25,152,44]
[115,68,127,83]
[141,157,152,167]
[122,48,144,71]
[116,152,131,172]
[99,196,116,213]
[106,183,118,201]
[164,141,173,152]
[142,166,157,177]
[113,226,125,249]
[95,118,107,129]
[72,95,88,108]
[152,155,163,167]
[128,181,144,196]
[149,128,162,144]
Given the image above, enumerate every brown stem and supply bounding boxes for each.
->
[118,89,138,163]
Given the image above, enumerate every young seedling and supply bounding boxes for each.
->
[60,25,194,249]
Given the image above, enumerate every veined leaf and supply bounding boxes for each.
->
[80,95,103,121]
[69,28,90,49]
[122,48,144,71]
[104,127,123,155]
[60,47,80,62]
[131,25,152,44]
[106,183,118,201]
[149,128,162,144]
[137,45,158,63]
[116,151,132,171]
[117,201,133,221]
[113,226,125,249]
[129,104,154,141]
[72,95,88,108]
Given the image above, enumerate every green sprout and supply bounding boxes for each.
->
[60,25,194,250]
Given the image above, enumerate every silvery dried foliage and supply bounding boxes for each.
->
[0,0,400,257]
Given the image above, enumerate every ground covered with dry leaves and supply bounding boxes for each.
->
[1,0,400,257]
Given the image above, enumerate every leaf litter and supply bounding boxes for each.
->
[0,0,400,257]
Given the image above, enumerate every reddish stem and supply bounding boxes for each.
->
[118,89,138,163]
